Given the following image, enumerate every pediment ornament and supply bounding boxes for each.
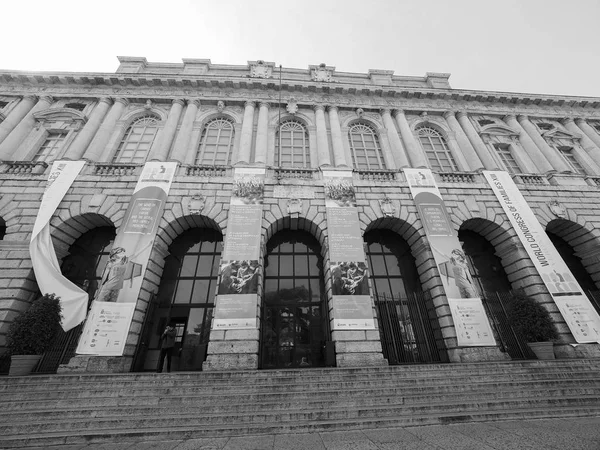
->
[249,60,274,79]
[310,63,334,82]
[286,98,298,115]
[548,199,567,219]
[187,194,206,215]
[379,197,396,218]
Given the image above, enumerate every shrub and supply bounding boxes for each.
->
[507,290,558,342]
[6,293,63,355]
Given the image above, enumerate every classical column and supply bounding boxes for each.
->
[381,109,409,168]
[503,115,554,173]
[328,106,349,167]
[83,98,128,162]
[314,105,331,167]
[170,99,200,164]
[148,99,184,161]
[443,111,482,171]
[0,96,37,146]
[574,119,600,157]
[518,115,570,173]
[562,118,600,169]
[237,101,255,164]
[0,96,53,161]
[456,111,498,170]
[254,102,269,164]
[64,98,112,160]
[393,109,428,168]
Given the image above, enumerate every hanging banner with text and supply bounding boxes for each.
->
[77,162,177,356]
[324,171,375,330]
[213,168,264,329]
[404,168,496,346]
[484,170,600,343]
[30,160,88,332]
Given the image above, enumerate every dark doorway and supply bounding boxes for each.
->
[136,228,222,372]
[365,229,447,364]
[260,230,329,369]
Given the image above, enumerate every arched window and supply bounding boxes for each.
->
[141,228,223,372]
[417,126,458,172]
[276,120,310,167]
[112,115,159,164]
[196,118,234,166]
[261,230,327,369]
[348,123,386,170]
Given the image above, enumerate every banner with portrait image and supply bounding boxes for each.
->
[77,162,177,356]
[324,171,375,330]
[30,160,88,332]
[484,170,600,343]
[213,168,264,329]
[404,168,496,346]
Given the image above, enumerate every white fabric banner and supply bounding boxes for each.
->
[484,170,600,343]
[404,168,496,346]
[30,160,88,332]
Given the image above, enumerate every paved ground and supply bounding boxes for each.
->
[25,417,600,450]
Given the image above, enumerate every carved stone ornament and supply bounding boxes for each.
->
[217,100,225,112]
[356,108,364,117]
[144,99,152,110]
[249,60,274,79]
[187,194,206,215]
[286,98,298,115]
[310,63,334,82]
[548,199,567,218]
[287,198,303,215]
[379,197,396,218]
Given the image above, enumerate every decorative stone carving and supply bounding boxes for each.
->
[217,100,225,112]
[249,60,274,79]
[186,194,206,215]
[379,197,396,218]
[287,198,303,215]
[310,63,334,82]
[356,108,364,117]
[286,98,298,115]
[144,99,152,110]
[548,199,567,218]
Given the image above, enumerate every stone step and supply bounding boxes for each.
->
[1,385,598,422]
[1,395,599,438]
[2,377,599,411]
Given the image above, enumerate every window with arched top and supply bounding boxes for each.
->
[276,120,310,167]
[348,123,386,170]
[416,126,458,172]
[196,118,235,166]
[112,115,160,164]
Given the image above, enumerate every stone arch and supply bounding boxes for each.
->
[49,213,115,262]
[546,218,600,290]
[270,112,314,129]
[344,117,384,134]
[120,106,167,124]
[197,111,240,127]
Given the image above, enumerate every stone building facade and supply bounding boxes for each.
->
[1,57,600,373]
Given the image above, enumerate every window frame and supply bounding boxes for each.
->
[275,120,310,168]
[195,117,235,166]
[347,122,387,170]
[416,126,458,172]
[112,115,160,164]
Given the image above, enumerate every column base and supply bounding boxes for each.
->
[447,346,511,363]
[57,355,133,373]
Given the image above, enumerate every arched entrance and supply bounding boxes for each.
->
[137,228,222,372]
[36,226,116,373]
[260,230,328,369]
[365,229,447,364]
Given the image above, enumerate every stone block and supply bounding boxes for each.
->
[203,353,258,371]
[335,341,382,353]
[335,352,388,367]
[224,329,260,340]
[207,340,258,354]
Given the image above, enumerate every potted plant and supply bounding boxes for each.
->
[507,290,558,360]
[6,293,63,376]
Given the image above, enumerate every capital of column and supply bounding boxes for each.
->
[244,101,256,108]
[392,109,406,118]
[443,110,457,120]
[503,114,517,123]
[188,98,201,107]
[380,108,392,116]
[113,97,129,107]
[517,114,530,123]
[22,95,38,103]
[38,96,54,104]
[259,102,270,109]
[98,97,113,106]
[313,104,325,112]
[328,105,339,113]
[561,117,575,126]
[172,99,186,107]
[455,111,470,120]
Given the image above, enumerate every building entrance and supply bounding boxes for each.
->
[260,230,329,369]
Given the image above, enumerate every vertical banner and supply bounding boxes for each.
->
[324,171,375,330]
[213,168,265,329]
[404,168,496,346]
[77,162,177,356]
[484,170,600,343]
[30,160,88,331]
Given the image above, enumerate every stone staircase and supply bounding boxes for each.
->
[1,359,600,448]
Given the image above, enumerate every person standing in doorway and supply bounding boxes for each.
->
[157,322,177,373]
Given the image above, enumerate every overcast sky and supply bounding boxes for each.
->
[3,0,600,98]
